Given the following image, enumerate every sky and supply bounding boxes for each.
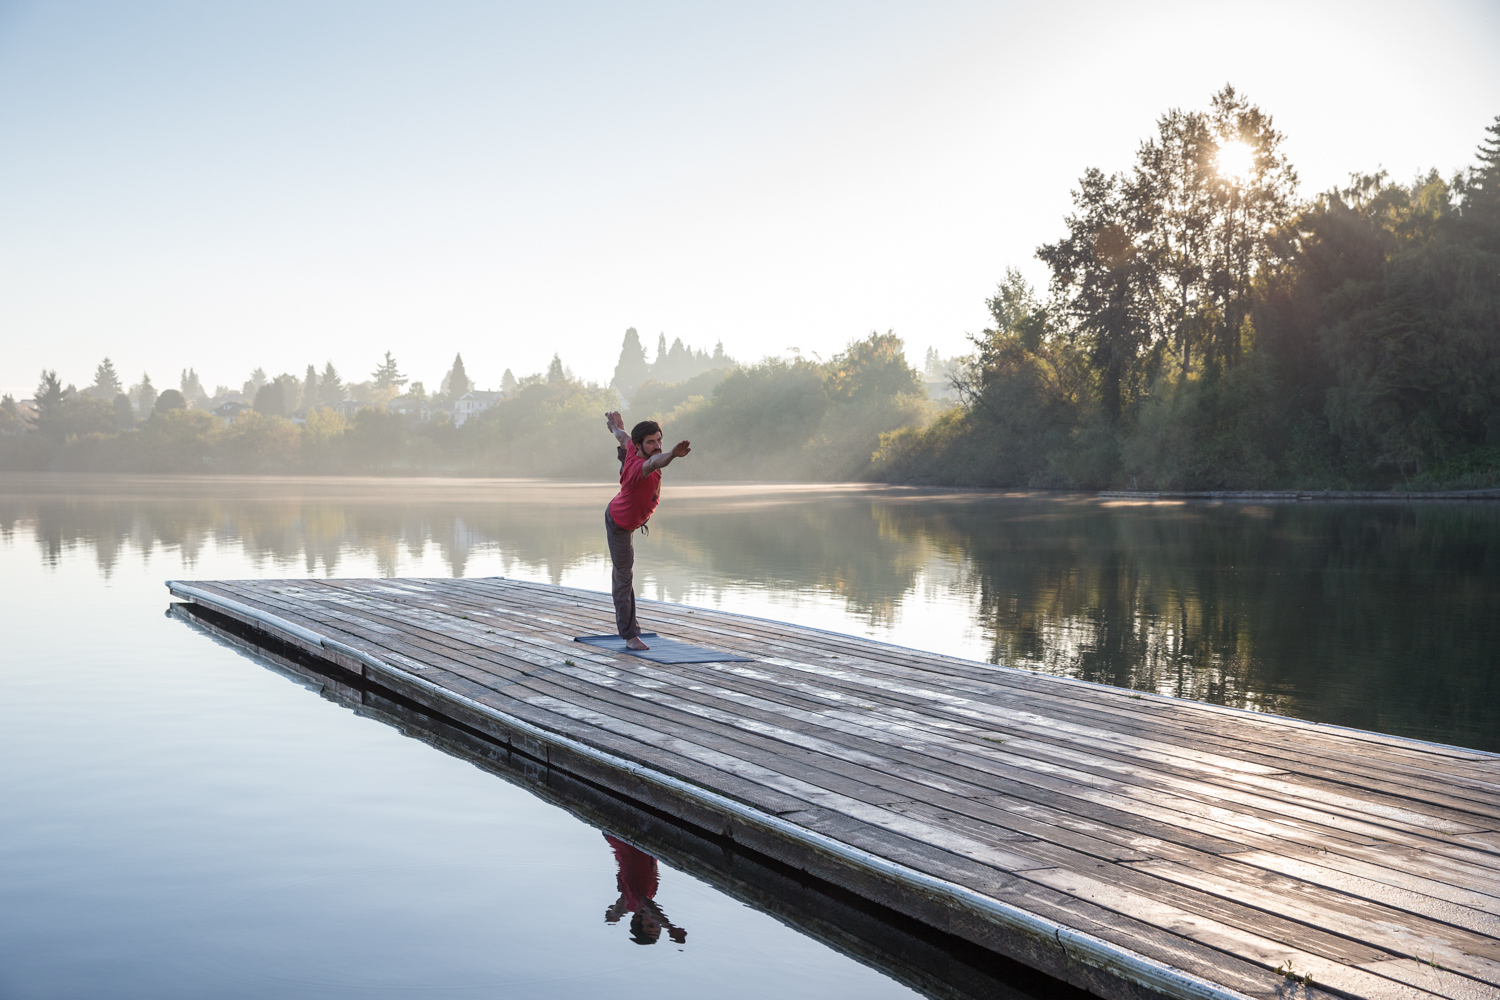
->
[1,0,1497,399]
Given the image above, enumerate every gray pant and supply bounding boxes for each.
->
[605,509,641,639]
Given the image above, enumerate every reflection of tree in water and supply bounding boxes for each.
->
[0,488,617,581]
[885,497,1500,749]
[4,479,1496,749]
[646,495,942,624]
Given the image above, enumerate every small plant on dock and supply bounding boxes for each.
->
[1274,959,1312,987]
[564,658,576,666]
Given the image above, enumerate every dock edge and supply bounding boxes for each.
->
[167,579,1256,1000]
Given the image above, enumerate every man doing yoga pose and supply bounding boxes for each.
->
[604,411,691,650]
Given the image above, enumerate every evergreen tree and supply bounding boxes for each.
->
[318,361,345,407]
[180,367,206,405]
[34,370,64,419]
[441,353,472,400]
[92,358,122,396]
[272,373,302,413]
[1460,114,1500,246]
[242,368,268,396]
[303,365,319,407]
[655,333,668,367]
[0,394,20,434]
[546,354,566,384]
[371,351,407,390]
[408,381,428,400]
[113,393,135,430]
[253,381,284,417]
[611,328,650,396]
[501,368,517,394]
[132,373,157,415]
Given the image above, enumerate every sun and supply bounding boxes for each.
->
[1216,140,1255,183]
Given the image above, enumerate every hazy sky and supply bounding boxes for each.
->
[2,0,1497,399]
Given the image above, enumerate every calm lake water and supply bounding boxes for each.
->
[3,473,1498,998]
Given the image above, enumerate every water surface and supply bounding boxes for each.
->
[3,474,1497,998]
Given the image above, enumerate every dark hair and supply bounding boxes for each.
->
[619,419,662,467]
[631,420,661,454]
[629,910,662,945]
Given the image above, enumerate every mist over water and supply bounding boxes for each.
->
[7,474,1498,750]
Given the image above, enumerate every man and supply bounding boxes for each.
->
[604,410,690,650]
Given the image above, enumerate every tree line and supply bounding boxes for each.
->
[878,90,1500,491]
[1,322,931,479]
[5,87,1496,489]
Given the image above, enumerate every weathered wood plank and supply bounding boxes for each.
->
[169,576,1500,1000]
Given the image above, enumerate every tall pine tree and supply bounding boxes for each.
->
[318,361,345,407]
[441,353,472,400]
[371,351,407,390]
[132,373,157,415]
[611,328,650,396]
[180,368,206,404]
[92,358,122,396]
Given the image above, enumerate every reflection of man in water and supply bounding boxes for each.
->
[603,411,691,651]
[603,834,687,945]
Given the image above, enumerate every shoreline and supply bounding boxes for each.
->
[1099,488,1500,502]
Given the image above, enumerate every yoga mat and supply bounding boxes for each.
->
[574,633,753,664]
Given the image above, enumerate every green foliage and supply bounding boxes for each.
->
[462,375,618,478]
[628,367,733,421]
[220,411,300,471]
[611,328,650,398]
[135,409,221,472]
[318,361,345,407]
[672,332,932,481]
[440,353,472,401]
[112,394,135,431]
[1121,360,1288,489]
[303,364,319,407]
[882,100,1500,491]
[0,395,21,435]
[180,367,207,405]
[824,331,922,401]
[345,408,407,469]
[92,358,122,397]
[370,351,407,390]
[154,389,187,413]
[131,373,157,416]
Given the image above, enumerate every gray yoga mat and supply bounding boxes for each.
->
[573,633,753,664]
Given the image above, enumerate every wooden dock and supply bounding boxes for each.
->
[166,577,1500,1000]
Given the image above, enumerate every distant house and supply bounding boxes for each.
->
[453,390,503,427]
[388,396,433,421]
[329,400,368,418]
[211,401,255,424]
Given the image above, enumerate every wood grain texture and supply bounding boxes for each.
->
[171,576,1500,1000]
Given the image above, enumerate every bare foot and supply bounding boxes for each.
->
[625,636,650,650]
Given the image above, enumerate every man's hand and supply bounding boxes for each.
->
[644,440,691,472]
[604,411,629,443]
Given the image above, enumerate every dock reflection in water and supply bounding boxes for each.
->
[6,473,1498,751]
[173,599,1076,1000]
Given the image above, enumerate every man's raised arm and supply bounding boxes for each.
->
[604,411,630,447]
[644,440,691,473]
